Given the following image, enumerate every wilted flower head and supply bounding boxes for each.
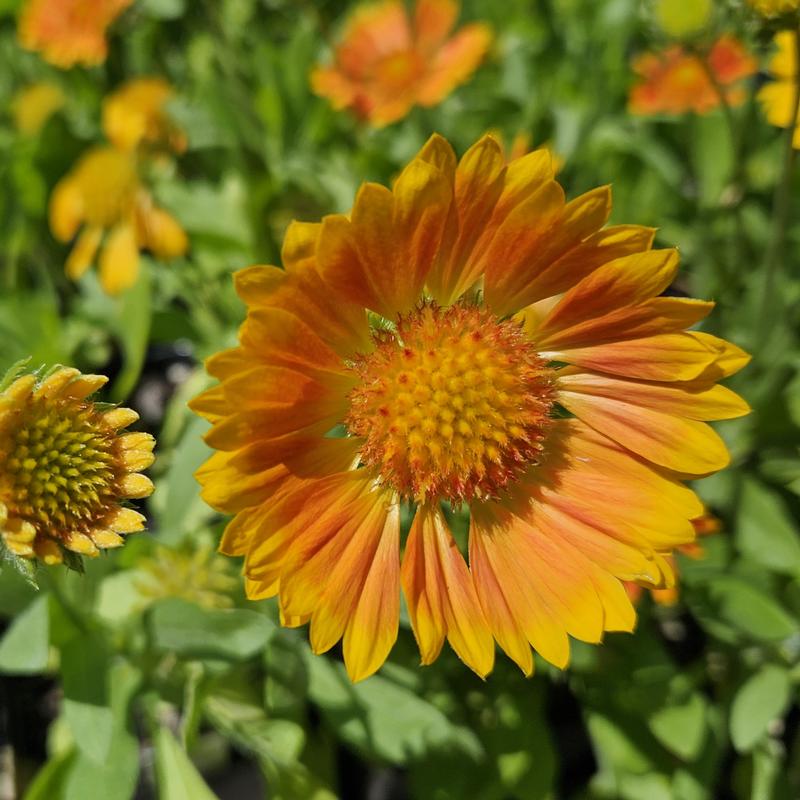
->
[0,365,153,566]
[312,0,492,126]
[629,36,756,115]
[12,82,65,136]
[747,0,800,15]
[50,146,188,295]
[103,77,187,154]
[135,542,238,609]
[192,133,749,682]
[758,32,800,147]
[18,0,132,68]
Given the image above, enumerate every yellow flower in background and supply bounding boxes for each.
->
[50,147,188,295]
[18,0,133,68]
[12,82,65,136]
[0,366,153,565]
[192,133,750,682]
[747,0,800,15]
[103,77,187,154]
[758,31,800,147]
[654,0,712,38]
[135,543,238,609]
[312,0,492,127]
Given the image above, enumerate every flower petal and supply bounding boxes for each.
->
[401,504,494,677]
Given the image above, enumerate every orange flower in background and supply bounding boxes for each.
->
[312,0,492,126]
[12,82,65,135]
[192,133,750,682]
[629,36,757,115]
[50,147,188,295]
[0,365,153,565]
[18,0,132,68]
[625,513,720,606]
[103,77,187,154]
[758,32,800,147]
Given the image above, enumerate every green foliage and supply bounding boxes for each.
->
[0,0,799,798]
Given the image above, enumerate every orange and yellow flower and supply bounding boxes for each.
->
[50,146,188,295]
[103,77,187,154]
[747,0,800,15]
[312,0,491,127]
[758,31,800,147]
[192,133,750,682]
[629,36,757,115]
[625,513,720,606]
[18,0,132,68]
[0,365,153,565]
[12,82,65,136]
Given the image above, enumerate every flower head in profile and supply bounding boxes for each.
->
[103,77,187,154]
[0,365,153,566]
[625,513,720,606]
[18,0,132,68]
[747,0,800,16]
[134,542,238,609]
[50,146,188,295]
[192,133,749,682]
[758,32,800,147]
[629,36,756,115]
[312,0,491,127]
[12,82,65,136]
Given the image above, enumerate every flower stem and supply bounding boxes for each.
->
[755,27,800,353]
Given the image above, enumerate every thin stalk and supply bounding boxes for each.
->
[694,45,751,289]
[755,28,800,353]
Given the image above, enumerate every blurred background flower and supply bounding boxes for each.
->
[49,146,187,294]
[11,82,64,136]
[629,36,757,115]
[103,77,187,155]
[312,0,492,126]
[134,541,237,609]
[17,0,133,67]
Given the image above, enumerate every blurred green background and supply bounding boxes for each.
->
[1,0,800,798]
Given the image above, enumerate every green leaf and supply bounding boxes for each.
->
[0,594,49,674]
[60,635,113,764]
[153,414,213,541]
[148,598,274,660]
[648,693,708,761]
[140,0,185,18]
[111,261,152,402]
[692,112,734,208]
[706,577,798,641]
[586,713,654,775]
[64,661,142,800]
[23,752,73,800]
[305,653,482,765]
[730,665,791,752]
[204,686,336,800]
[154,727,218,800]
[737,477,800,576]
[264,630,309,722]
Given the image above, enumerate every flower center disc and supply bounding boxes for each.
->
[0,397,118,531]
[346,303,555,504]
